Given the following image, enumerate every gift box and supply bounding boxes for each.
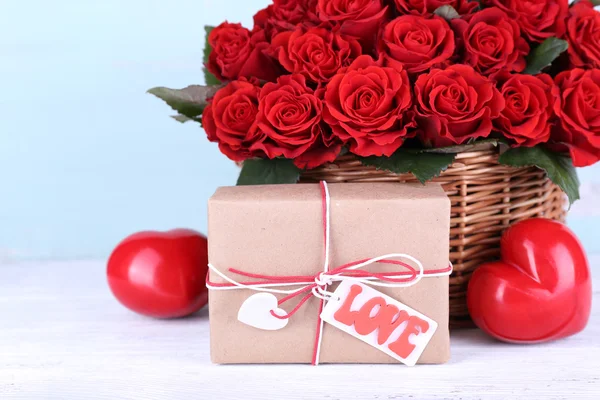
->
[207,182,451,365]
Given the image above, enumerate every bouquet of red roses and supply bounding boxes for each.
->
[150,0,600,204]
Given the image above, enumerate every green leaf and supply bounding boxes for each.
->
[572,0,600,6]
[358,150,456,184]
[171,114,200,124]
[237,159,301,186]
[434,5,460,21]
[524,37,569,75]
[203,26,221,85]
[147,84,222,119]
[498,146,580,206]
[421,139,501,154]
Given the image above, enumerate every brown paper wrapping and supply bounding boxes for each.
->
[208,183,451,364]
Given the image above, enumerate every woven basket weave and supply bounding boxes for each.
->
[300,145,567,328]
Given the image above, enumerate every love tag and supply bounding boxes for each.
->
[320,280,437,366]
[237,293,288,331]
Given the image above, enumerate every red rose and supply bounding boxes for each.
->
[483,0,568,43]
[551,69,600,168]
[393,0,478,16]
[202,79,264,161]
[270,0,318,24]
[566,1,600,69]
[272,26,362,85]
[323,55,414,157]
[415,65,505,147]
[253,5,283,40]
[493,72,557,147]
[251,74,341,168]
[253,0,320,41]
[378,15,455,76]
[207,22,281,82]
[293,124,344,169]
[317,0,388,52]
[452,8,529,76]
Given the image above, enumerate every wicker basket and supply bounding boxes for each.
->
[300,145,567,328]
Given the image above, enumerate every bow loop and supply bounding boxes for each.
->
[315,272,333,288]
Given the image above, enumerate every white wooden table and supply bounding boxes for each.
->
[1,259,599,400]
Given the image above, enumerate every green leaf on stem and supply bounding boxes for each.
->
[147,84,222,119]
[359,150,456,184]
[237,159,301,186]
[498,145,580,206]
[203,26,221,85]
[524,37,569,75]
[434,5,460,21]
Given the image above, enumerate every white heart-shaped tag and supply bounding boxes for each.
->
[237,293,289,331]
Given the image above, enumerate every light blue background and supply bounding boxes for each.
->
[0,0,598,261]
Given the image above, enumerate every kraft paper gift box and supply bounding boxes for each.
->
[207,182,451,365]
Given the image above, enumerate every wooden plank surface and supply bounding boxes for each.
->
[0,259,599,399]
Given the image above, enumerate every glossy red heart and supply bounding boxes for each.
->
[107,229,209,318]
[467,218,592,343]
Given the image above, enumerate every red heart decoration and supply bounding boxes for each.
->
[467,218,592,343]
[107,229,209,319]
